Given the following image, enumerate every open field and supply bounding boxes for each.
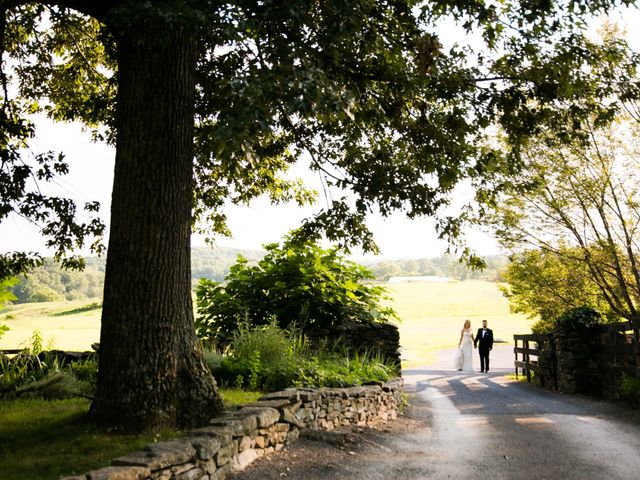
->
[385,279,534,368]
[0,300,102,351]
[0,281,535,368]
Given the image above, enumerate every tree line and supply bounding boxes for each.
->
[366,255,508,282]
[6,247,509,304]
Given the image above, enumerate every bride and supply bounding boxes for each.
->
[457,319,476,372]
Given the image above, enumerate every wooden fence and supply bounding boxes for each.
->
[513,333,555,388]
[515,321,640,394]
[597,321,640,379]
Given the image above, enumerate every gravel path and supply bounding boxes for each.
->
[231,346,640,479]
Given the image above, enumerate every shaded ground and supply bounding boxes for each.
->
[229,398,431,480]
[230,346,640,479]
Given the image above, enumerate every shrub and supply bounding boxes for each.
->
[68,357,98,388]
[0,332,98,399]
[216,322,300,391]
[202,349,224,375]
[620,373,640,407]
[555,306,603,333]
[0,323,8,340]
[195,237,398,347]
[213,323,395,391]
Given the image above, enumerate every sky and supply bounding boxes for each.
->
[1,7,638,261]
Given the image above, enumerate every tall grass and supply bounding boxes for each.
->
[209,322,396,391]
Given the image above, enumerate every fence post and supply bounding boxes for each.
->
[514,336,518,378]
[524,338,531,383]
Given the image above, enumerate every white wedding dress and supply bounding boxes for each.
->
[460,330,474,372]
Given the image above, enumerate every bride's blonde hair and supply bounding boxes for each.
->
[463,319,471,329]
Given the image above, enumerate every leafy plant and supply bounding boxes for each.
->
[28,330,44,356]
[0,324,8,340]
[196,237,398,347]
[216,322,299,391]
[214,323,395,391]
[0,278,18,306]
[67,358,98,388]
[0,332,97,399]
[620,373,640,408]
[555,306,603,333]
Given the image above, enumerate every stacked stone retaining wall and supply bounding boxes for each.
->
[307,320,401,368]
[62,378,403,480]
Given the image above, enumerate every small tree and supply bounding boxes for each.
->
[490,113,640,341]
[195,238,398,347]
[501,247,616,333]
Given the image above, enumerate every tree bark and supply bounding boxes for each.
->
[89,13,223,432]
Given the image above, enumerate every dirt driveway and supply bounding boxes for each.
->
[230,346,640,479]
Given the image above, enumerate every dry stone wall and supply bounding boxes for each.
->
[306,320,402,368]
[62,378,403,480]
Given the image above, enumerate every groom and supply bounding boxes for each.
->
[474,319,494,373]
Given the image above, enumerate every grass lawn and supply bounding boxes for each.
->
[0,398,175,480]
[0,389,262,480]
[385,279,534,367]
[0,300,102,351]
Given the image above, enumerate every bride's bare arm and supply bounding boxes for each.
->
[458,330,463,347]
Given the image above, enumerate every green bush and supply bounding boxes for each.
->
[13,371,89,400]
[620,373,640,407]
[0,332,98,399]
[213,323,394,391]
[555,306,602,333]
[195,237,398,347]
[202,349,225,375]
[68,357,98,389]
[216,322,300,391]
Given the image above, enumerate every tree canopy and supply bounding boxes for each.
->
[2,1,637,272]
[1,0,638,431]
[501,247,617,333]
[489,109,640,337]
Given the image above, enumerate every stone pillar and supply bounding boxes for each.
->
[555,329,602,395]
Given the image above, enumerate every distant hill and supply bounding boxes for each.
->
[7,247,507,303]
[8,245,264,304]
[363,254,509,282]
[191,245,264,281]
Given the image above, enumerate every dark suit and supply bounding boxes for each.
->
[474,327,494,372]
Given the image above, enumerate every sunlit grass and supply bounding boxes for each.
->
[0,299,102,351]
[385,280,534,368]
[0,280,535,370]
[220,387,263,407]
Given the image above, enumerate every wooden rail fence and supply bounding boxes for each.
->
[513,333,555,388]
[515,321,640,393]
[0,349,24,356]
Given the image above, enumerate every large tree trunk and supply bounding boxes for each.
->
[89,13,223,432]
